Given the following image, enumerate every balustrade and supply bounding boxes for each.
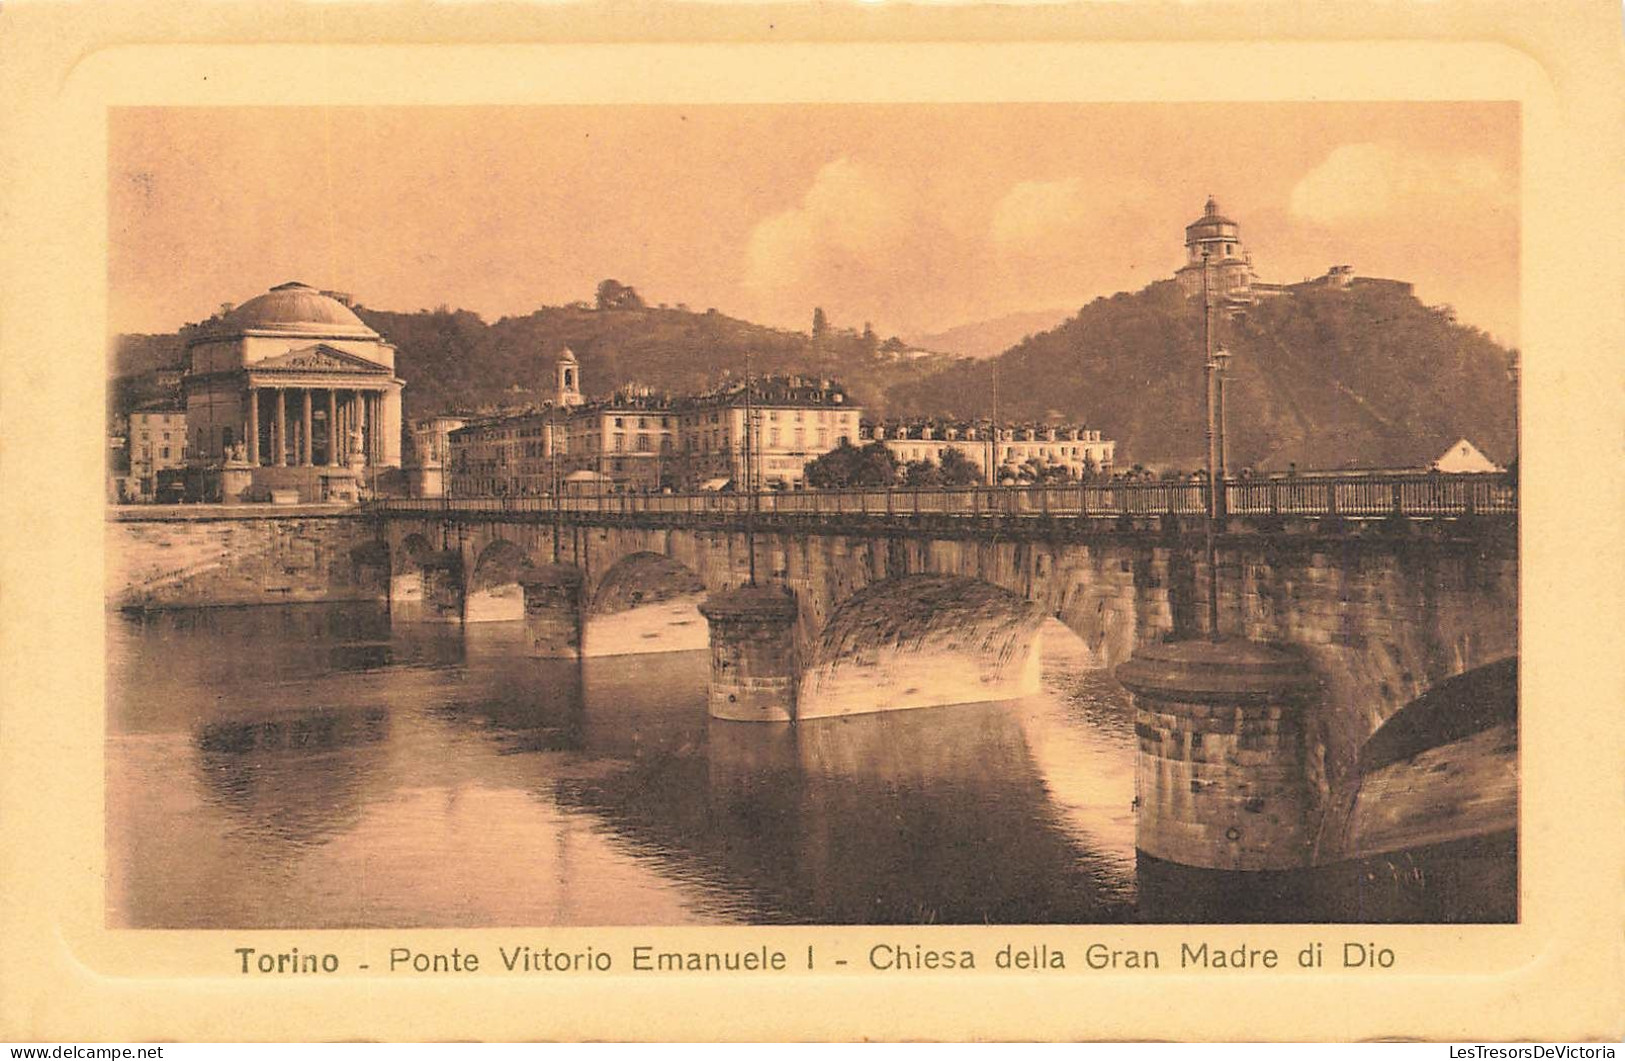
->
[373,472,1514,521]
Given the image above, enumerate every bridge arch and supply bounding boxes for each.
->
[1316,657,1518,871]
[798,574,1047,719]
[393,533,436,575]
[465,539,534,623]
[582,550,708,656]
[589,551,707,615]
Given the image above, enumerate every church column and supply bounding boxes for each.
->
[246,385,260,465]
[273,387,287,467]
[338,390,351,460]
[356,390,369,466]
[301,389,314,466]
[327,389,339,467]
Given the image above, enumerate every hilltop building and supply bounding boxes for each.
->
[181,282,405,502]
[1175,197,1414,308]
[446,352,860,496]
[866,420,1115,482]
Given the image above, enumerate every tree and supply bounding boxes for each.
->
[812,306,828,339]
[805,438,862,488]
[939,447,984,485]
[862,321,878,356]
[805,438,898,487]
[902,457,942,487]
[596,279,645,311]
[856,441,899,486]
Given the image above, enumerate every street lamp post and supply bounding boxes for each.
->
[744,350,758,587]
[1201,249,1223,641]
[550,404,561,563]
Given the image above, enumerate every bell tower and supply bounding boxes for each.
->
[555,347,584,407]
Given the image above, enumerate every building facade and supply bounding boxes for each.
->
[677,377,860,490]
[182,282,405,502]
[405,414,469,498]
[125,402,189,500]
[446,353,860,496]
[867,421,1115,483]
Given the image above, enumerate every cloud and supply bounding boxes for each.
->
[1289,142,1514,227]
[743,159,980,333]
[987,175,1164,307]
[990,178,1092,250]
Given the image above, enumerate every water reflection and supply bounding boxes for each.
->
[107,604,1141,928]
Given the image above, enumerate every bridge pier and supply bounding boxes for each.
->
[521,564,586,658]
[1117,639,1317,872]
[699,586,799,723]
[390,553,464,622]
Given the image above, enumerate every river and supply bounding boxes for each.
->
[107,603,1141,928]
[106,601,1514,927]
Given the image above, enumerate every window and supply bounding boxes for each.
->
[160,447,170,460]
[614,417,624,428]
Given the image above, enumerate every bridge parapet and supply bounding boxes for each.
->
[368,472,1514,526]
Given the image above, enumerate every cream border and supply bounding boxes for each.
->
[2,0,1622,1043]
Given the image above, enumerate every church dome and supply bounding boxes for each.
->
[223,282,377,337]
[1186,196,1238,231]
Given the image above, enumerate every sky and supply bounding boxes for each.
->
[109,102,1519,345]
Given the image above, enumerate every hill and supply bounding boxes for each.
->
[903,307,1074,360]
[110,300,958,422]
[884,280,1517,470]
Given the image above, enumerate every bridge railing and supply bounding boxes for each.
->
[368,472,1514,520]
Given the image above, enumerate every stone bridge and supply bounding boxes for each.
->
[371,488,1517,878]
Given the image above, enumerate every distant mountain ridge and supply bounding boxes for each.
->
[886,280,1516,471]
[903,308,1074,360]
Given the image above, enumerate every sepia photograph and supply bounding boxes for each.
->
[5,0,1625,1042]
[104,101,1521,931]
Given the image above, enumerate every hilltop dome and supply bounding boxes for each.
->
[223,282,377,337]
[1186,196,1238,233]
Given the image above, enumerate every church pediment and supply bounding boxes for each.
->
[251,344,391,374]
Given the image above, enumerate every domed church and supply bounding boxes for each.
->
[182,282,405,501]
[1174,196,1258,305]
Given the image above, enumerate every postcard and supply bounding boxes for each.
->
[1,0,1622,1043]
